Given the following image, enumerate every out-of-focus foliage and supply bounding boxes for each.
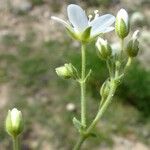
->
[120,62,150,117]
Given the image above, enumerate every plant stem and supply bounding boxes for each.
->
[86,80,117,134]
[73,136,86,150]
[13,136,19,150]
[121,38,124,58]
[80,43,86,127]
[73,80,117,150]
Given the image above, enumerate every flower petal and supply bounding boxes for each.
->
[91,26,114,37]
[102,26,115,33]
[117,9,128,27]
[51,16,70,28]
[67,4,88,32]
[90,14,115,35]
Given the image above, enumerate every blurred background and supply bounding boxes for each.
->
[0,0,150,149]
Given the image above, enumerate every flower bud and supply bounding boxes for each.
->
[100,80,110,99]
[5,108,24,137]
[115,9,129,39]
[55,63,74,79]
[96,37,112,60]
[126,30,140,57]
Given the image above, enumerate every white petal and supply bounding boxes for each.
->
[67,4,88,32]
[89,14,115,30]
[90,14,115,36]
[102,26,115,33]
[11,108,20,126]
[117,8,128,26]
[51,16,70,28]
[91,26,114,37]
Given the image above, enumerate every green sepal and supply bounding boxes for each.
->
[97,45,112,60]
[115,19,129,39]
[81,26,92,42]
[126,39,139,57]
[65,63,79,79]
[100,79,110,99]
[72,117,85,132]
[65,27,78,41]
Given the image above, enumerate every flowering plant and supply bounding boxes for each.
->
[52,4,140,150]
[5,4,140,150]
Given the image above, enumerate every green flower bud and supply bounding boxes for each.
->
[5,108,24,137]
[100,80,110,99]
[115,9,129,39]
[96,37,112,60]
[126,30,140,57]
[55,63,74,79]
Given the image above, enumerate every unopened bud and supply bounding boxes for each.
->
[55,63,74,79]
[126,30,140,57]
[5,108,24,137]
[100,80,110,99]
[115,9,129,39]
[96,37,112,60]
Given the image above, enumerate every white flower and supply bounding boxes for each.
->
[51,4,115,42]
[115,8,129,39]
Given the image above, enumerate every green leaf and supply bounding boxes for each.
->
[72,117,84,131]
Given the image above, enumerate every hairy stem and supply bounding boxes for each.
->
[80,43,86,127]
[73,136,86,150]
[73,79,117,150]
[86,80,117,134]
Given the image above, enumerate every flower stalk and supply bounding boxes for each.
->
[13,136,19,150]
[80,43,87,127]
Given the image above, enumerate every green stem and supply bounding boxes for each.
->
[73,80,117,150]
[121,38,124,59]
[80,43,86,127]
[86,80,117,134]
[73,136,86,150]
[13,136,19,150]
